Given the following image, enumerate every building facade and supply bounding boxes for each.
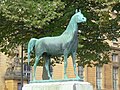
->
[33,39,120,90]
[0,52,9,90]
[0,47,30,90]
[33,54,120,90]
[0,40,120,90]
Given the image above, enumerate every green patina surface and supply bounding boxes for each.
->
[27,9,87,82]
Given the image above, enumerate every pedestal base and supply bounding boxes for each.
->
[22,81,93,90]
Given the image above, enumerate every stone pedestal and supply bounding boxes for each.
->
[22,81,93,90]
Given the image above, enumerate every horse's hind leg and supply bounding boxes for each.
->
[71,51,80,79]
[33,55,40,81]
[44,55,52,80]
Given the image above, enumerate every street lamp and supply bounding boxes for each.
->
[21,44,23,90]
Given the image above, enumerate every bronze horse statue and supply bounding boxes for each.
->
[28,9,87,81]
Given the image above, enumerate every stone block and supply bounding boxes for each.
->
[22,81,93,90]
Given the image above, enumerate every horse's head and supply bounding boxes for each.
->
[73,9,87,23]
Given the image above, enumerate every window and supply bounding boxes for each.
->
[113,67,118,90]
[96,66,102,90]
[17,83,21,90]
[78,66,84,78]
[24,64,30,71]
[23,64,31,78]
[112,54,118,62]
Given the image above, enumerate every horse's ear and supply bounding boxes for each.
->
[79,9,81,13]
[75,9,78,13]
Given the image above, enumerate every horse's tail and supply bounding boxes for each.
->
[28,38,37,65]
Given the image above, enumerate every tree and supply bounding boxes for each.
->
[0,0,120,67]
[75,0,120,66]
[0,0,65,55]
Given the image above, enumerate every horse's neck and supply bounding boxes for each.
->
[61,18,78,36]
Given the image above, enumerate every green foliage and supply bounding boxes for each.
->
[0,0,65,55]
[52,0,120,66]
[75,0,120,66]
[0,0,120,66]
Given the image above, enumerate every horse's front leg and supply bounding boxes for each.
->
[45,55,52,80]
[71,51,80,79]
[64,53,68,79]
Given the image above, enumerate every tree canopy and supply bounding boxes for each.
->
[0,0,120,66]
[0,0,65,54]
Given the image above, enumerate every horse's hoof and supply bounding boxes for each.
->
[75,76,83,80]
[64,75,68,79]
[49,77,52,80]
[75,76,80,79]
[33,78,36,81]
